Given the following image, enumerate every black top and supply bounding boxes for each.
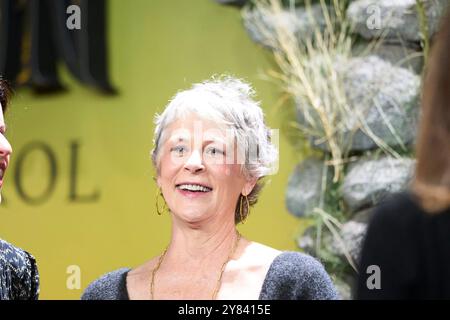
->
[0,239,40,300]
[81,252,340,300]
[355,191,450,299]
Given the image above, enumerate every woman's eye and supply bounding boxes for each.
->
[171,146,187,156]
[206,147,224,156]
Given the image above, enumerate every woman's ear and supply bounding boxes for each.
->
[242,177,258,196]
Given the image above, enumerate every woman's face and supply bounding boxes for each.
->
[0,103,12,202]
[157,113,256,224]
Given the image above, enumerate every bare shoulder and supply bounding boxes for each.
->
[217,240,282,299]
[241,241,282,261]
[127,255,160,282]
[234,240,282,271]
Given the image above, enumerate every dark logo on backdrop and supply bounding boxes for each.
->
[1,140,100,206]
[0,0,116,94]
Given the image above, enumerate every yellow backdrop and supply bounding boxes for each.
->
[0,0,304,299]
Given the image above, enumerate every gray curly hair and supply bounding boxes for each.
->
[151,75,278,223]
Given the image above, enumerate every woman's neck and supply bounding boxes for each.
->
[165,216,240,264]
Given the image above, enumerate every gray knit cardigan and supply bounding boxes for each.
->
[81,252,339,300]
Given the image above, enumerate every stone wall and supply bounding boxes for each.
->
[216,0,450,299]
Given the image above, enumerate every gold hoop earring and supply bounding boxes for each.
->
[239,194,250,224]
[156,187,167,215]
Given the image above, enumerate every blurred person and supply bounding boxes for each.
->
[355,11,450,299]
[82,76,338,300]
[0,80,40,300]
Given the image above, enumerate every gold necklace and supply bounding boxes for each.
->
[149,232,242,300]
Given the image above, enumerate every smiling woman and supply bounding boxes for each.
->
[81,75,339,300]
[0,80,40,300]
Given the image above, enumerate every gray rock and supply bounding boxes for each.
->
[330,220,368,265]
[296,226,316,255]
[242,4,332,49]
[352,41,423,74]
[340,56,420,151]
[351,207,375,224]
[342,156,415,212]
[286,157,331,218]
[301,55,421,152]
[347,0,449,43]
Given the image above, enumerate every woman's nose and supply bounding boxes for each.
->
[184,150,205,173]
[0,134,12,158]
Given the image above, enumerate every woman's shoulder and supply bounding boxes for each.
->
[81,268,131,300]
[261,251,339,300]
[370,191,425,224]
[0,238,39,300]
[268,251,332,280]
[364,191,427,242]
[0,238,36,270]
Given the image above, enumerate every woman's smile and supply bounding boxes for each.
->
[175,182,213,198]
[176,187,212,198]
